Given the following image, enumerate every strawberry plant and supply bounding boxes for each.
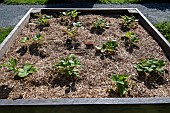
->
[61,10,80,21]
[20,34,43,44]
[36,14,52,26]
[0,58,18,75]
[95,40,118,55]
[55,54,81,77]
[0,58,37,78]
[134,58,165,75]
[121,31,139,47]
[111,74,128,96]
[93,18,109,29]
[121,15,136,28]
[32,34,43,41]
[60,10,80,26]
[17,63,37,78]
[19,34,44,56]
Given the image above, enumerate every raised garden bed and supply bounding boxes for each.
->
[0,8,170,105]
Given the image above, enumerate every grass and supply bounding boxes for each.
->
[0,27,13,44]
[3,0,170,4]
[155,21,170,43]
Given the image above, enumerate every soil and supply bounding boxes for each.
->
[0,12,170,99]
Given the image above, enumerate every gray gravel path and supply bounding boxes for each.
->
[0,2,170,27]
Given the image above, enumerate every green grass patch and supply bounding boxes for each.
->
[0,27,13,44]
[155,21,170,43]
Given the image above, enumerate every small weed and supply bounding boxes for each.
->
[111,74,128,96]
[0,58,37,78]
[55,54,81,77]
[95,40,118,55]
[93,18,109,29]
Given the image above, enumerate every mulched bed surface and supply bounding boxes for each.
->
[0,13,170,99]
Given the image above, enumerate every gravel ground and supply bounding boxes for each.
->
[0,2,170,27]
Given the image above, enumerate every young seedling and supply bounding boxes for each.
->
[20,37,29,43]
[61,10,80,21]
[20,34,43,45]
[32,34,43,41]
[36,14,52,26]
[0,58,37,78]
[67,29,77,38]
[121,15,137,28]
[93,18,110,29]
[0,58,18,75]
[95,40,118,55]
[60,10,80,26]
[19,34,44,56]
[121,31,139,48]
[134,58,165,75]
[111,74,128,96]
[55,54,81,77]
